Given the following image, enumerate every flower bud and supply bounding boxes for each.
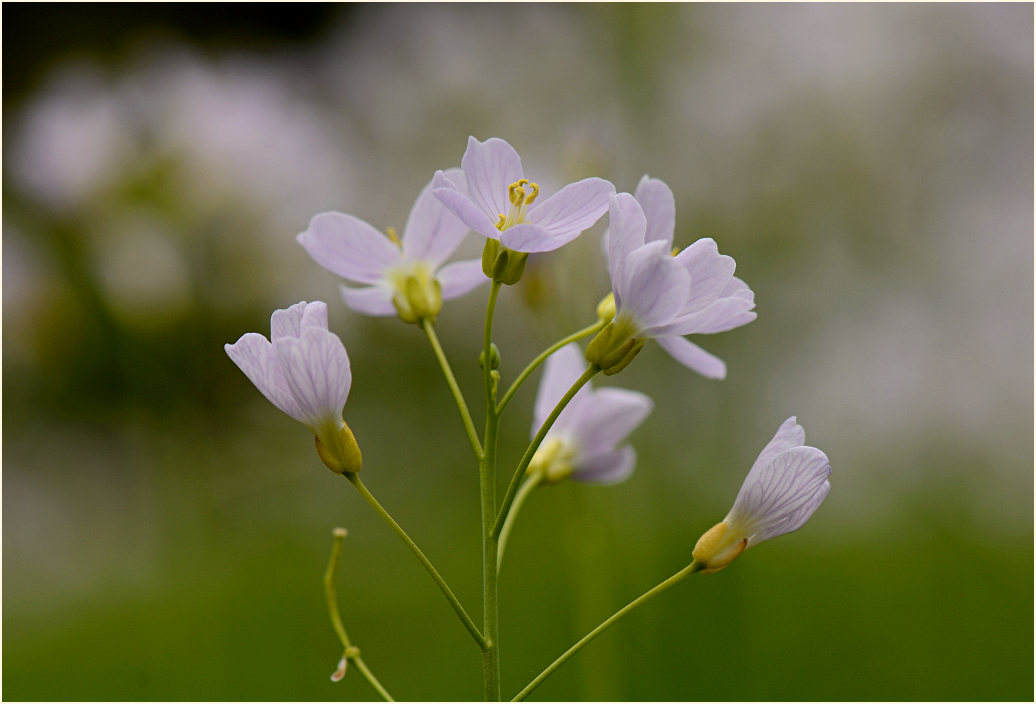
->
[596,292,616,322]
[482,238,528,285]
[584,318,645,375]
[691,521,747,574]
[315,421,363,475]
[479,342,501,371]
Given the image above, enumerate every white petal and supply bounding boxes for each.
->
[436,259,488,300]
[225,332,305,422]
[565,387,653,456]
[525,177,614,239]
[270,301,309,341]
[606,193,648,290]
[728,446,831,546]
[339,284,396,317]
[297,212,399,285]
[532,343,589,435]
[433,171,501,240]
[274,326,352,430]
[573,446,636,485]
[673,238,737,314]
[499,223,574,253]
[655,335,727,380]
[402,169,471,266]
[751,416,806,475]
[460,136,522,220]
[660,296,757,336]
[299,300,329,332]
[634,175,675,248]
[617,240,691,334]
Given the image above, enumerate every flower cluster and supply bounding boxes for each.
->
[224,135,832,699]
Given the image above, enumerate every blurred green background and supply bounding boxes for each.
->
[3,4,1032,701]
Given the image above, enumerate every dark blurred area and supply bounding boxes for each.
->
[3,4,1032,701]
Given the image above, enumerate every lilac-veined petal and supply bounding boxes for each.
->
[574,446,636,485]
[339,284,396,317]
[499,222,576,253]
[274,326,352,430]
[525,177,614,239]
[433,172,501,240]
[403,169,471,266]
[729,446,831,546]
[656,335,727,380]
[750,416,806,475]
[297,212,400,285]
[617,240,691,333]
[271,301,309,341]
[299,300,329,332]
[532,343,589,434]
[606,193,648,287]
[760,479,830,544]
[436,259,488,300]
[225,332,304,421]
[660,297,757,336]
[634,176,675,248]
[674,238,737,314]
[460,136,523,219]
[565,387,653,456]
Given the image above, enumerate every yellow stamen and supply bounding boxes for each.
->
[385,226,401,248]
[496,214,507,230]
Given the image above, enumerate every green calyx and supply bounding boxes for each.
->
[584,317,645,376]
[390,266,443,324]
[482,238,528,286]
[315,421,364,475]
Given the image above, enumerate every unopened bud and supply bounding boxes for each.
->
[596,292,616,322]
[315,421,363,475]
[479,343,501,371]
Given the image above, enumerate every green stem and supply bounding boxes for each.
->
[324,528,395,701]
[421,317,484,460]
[480,280,503,701]
[496,320,606,415]
[493,365,600,539]
[345,474,486,648]
[496,473,541,573]
[511,561,705,701]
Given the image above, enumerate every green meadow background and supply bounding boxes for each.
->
[3,4,1032,701]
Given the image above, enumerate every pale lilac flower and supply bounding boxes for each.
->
[432,136,615,254]
[528,343,653,485]
[225,301,361,474]
[692,417,831,573]
[597,179,756,379]
[297,169,486,323]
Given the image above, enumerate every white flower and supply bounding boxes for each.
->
[225,301,361,474]
[296,169,486,323]
[528,343,653,484]
[594,179,756,378]
[692,417,831,573]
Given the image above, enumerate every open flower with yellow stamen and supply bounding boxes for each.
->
[432,136,615,255]
[296,169,486,324]
[692,417,831,573]
[528,343,653,485]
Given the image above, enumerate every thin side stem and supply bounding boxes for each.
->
[479,280,503,701]
[345,474,486,649]
[422,318,483,460]
[324,528,395,701]
[496,473,541,573]
[511,561,705,701]
[496,319,606,415]
[493,365,599,539]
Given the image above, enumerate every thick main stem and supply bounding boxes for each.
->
[480,281,503,701]
[511,561,704,701]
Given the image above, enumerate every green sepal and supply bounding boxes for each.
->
[482,238,528,286]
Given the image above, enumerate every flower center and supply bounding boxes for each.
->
[528,435,578,484]
[386,261,442,323]
[496,178,540,230]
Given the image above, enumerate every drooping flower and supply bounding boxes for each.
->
[296,169,486,324]
[225,301,361,474]
[527,343,653,485]
[432,137,614,281]
[588,180,756,377]
[692,417,831,573]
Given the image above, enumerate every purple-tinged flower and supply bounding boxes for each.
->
[528,343,653,485]
[225,301,361,474]
[590,180,756,377]
[432,137,615,256]
[297,169,486,323]
[692,417,831,573]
